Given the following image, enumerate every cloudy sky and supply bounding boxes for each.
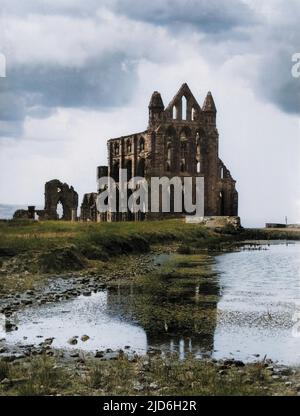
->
[0,0,299,226]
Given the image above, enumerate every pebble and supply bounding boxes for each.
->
[81,335,89,342]
[67,337,78,345]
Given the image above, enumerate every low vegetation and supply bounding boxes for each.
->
[0,353,297,396]
[0,219,299,295]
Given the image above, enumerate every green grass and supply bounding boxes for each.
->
[0,354,296,396]
[0,219,299,294]
[0,219,212,255]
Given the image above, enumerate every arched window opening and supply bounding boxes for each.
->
[114,142,120,156]
[182,96,187,120]
[197,161,201,173]
[181,140,187,157]
[219,191,225,216]
[137,158,145,177]
[166,162,170,172]
[172,105,177,120]
[180,160,186,173]
[126,140,132,154]
[167,142,171,161]
[57,201,63,219]
[191,107,196,121]
[139,137,145,152]
[220,167,224,179]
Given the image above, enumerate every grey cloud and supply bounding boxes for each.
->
[258,49,300,115]
[0,53,138,136]
[107,0,256,33]
[1,0,256,33]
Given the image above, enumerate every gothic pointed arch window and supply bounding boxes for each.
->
[166,141,172,172]
[139,137,145,152]
[182,96,187,120]
[172,105,177,120]
[191,107,196,121]
[180,141,187,173]
[126,139,132,154]
[220,167,224,179]
[114,142,120,156]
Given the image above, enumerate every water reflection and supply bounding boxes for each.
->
[3,253,220,358]
[105,274,220,357]
[213,241,300,364]
[3,242,299,365]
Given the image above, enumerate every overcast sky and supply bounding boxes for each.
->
[0,0,299,227]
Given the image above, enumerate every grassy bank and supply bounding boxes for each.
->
[0,353,297,396]
[0,219,299,295]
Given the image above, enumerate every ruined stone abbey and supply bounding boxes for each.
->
[81,83,238,222]
[14,84,238,222]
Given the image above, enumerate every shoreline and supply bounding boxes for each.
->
[1,221,300,396]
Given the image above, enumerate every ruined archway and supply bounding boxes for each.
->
[44,179,78,220]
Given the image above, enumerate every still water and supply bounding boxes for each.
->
[2,242,300,365]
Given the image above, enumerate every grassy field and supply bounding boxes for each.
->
[0,219,299,292]
[2,219,298,256]
[0,219,216,253]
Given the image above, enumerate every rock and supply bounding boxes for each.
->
[95,351,104,358]
[70,352,79,358]
[224,359,234,366]
[4,321,15,332]
[81,335,89,342]
[133,382,144,392]
[272,375,280,380]
[285,381,292,387]
[0,353,25,362]
[149,382,159,390]
[44,338,54,345]
[0,378,10,386]
[234,360,245,367]
[67,337,78,345]
[278,368,292,376]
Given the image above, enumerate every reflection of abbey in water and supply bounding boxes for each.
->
[105,277,220,356]
[89,83,238,222]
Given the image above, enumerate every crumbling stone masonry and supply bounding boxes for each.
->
[80,192,98,222]
[13,179,78,221]
[92,83,238,222]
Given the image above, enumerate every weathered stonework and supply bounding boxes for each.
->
[80,192,98,222]
[93,83,238,221]
[13,179,78,221]
[186,216,241,230]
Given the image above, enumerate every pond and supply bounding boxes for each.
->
[1,241,300,365]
